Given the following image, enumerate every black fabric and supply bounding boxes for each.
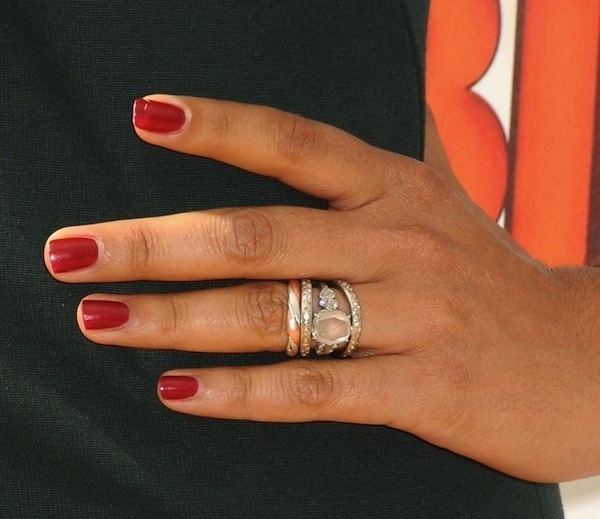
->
[0,1,563,517]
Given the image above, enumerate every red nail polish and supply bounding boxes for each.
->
[49,237,98,273]
[82,300,130,330]
[133,98,187,133]
[158,376,199,400]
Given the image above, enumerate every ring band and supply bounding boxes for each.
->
[299,279,313,357]
[333,280,362,358]
[286,280,301,357]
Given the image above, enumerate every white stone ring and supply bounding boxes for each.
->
[290,279,362,358]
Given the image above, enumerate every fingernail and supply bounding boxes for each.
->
[158,375,199,400]
[82,300,130,330]
[49,237,98,273]
[133,98,187,134]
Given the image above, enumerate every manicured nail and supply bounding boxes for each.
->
[82,300,130,330]
[158,375,199,400]
[49,237,98,273]
[133,98,187,134]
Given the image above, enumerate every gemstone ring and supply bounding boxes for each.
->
[290,279,362,358]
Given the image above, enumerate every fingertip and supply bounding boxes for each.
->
[45,234,100,277]
[158,373,201,401]
[78,297,131,332]
[132,95,191,137]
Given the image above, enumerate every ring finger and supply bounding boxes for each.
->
[78,281,391,355]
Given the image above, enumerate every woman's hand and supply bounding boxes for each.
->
[45,95,600,482]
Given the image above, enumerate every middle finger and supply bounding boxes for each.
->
[45,206,381,283]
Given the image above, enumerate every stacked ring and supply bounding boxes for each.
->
[287,279,362,358]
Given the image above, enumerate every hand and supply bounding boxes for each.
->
[45,95,600,482]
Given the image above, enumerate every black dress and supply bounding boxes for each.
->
[0,2,563,517]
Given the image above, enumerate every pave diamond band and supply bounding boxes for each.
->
[299,279,313,357]
[332,280,362,358]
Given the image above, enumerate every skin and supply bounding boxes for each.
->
[45,95,600,483]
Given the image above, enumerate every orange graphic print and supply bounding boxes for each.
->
[511,1,599,265]
[426,0,507,220]
[426,0,600,266]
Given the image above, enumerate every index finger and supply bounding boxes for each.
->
[132,95,409,210]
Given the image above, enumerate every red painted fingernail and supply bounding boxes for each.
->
[158,376,199,400]
[133,98,187,134]
[82,300,130,330]
[49,237,98,273]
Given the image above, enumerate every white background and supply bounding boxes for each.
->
[562,477,600,518]
[471,1,600,516]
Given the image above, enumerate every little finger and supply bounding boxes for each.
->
[156,356,423,427]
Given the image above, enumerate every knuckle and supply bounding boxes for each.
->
[242,283,288,339]
[441,356,472,399]
[123,221,162,272]
[276,111,318,166]
[219,209,276,264]
[160,297,186,339]
[411,227,447,263]
[418,350,472,421]
[225,369,253,410]
[416,298,473,399]
[401,224,459,275]
[388,223,444,262]
[405,161,449,208]
[208,107,235,144]
[422,299,462,351]
[284,364,339,409]
[377,218,462,282]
